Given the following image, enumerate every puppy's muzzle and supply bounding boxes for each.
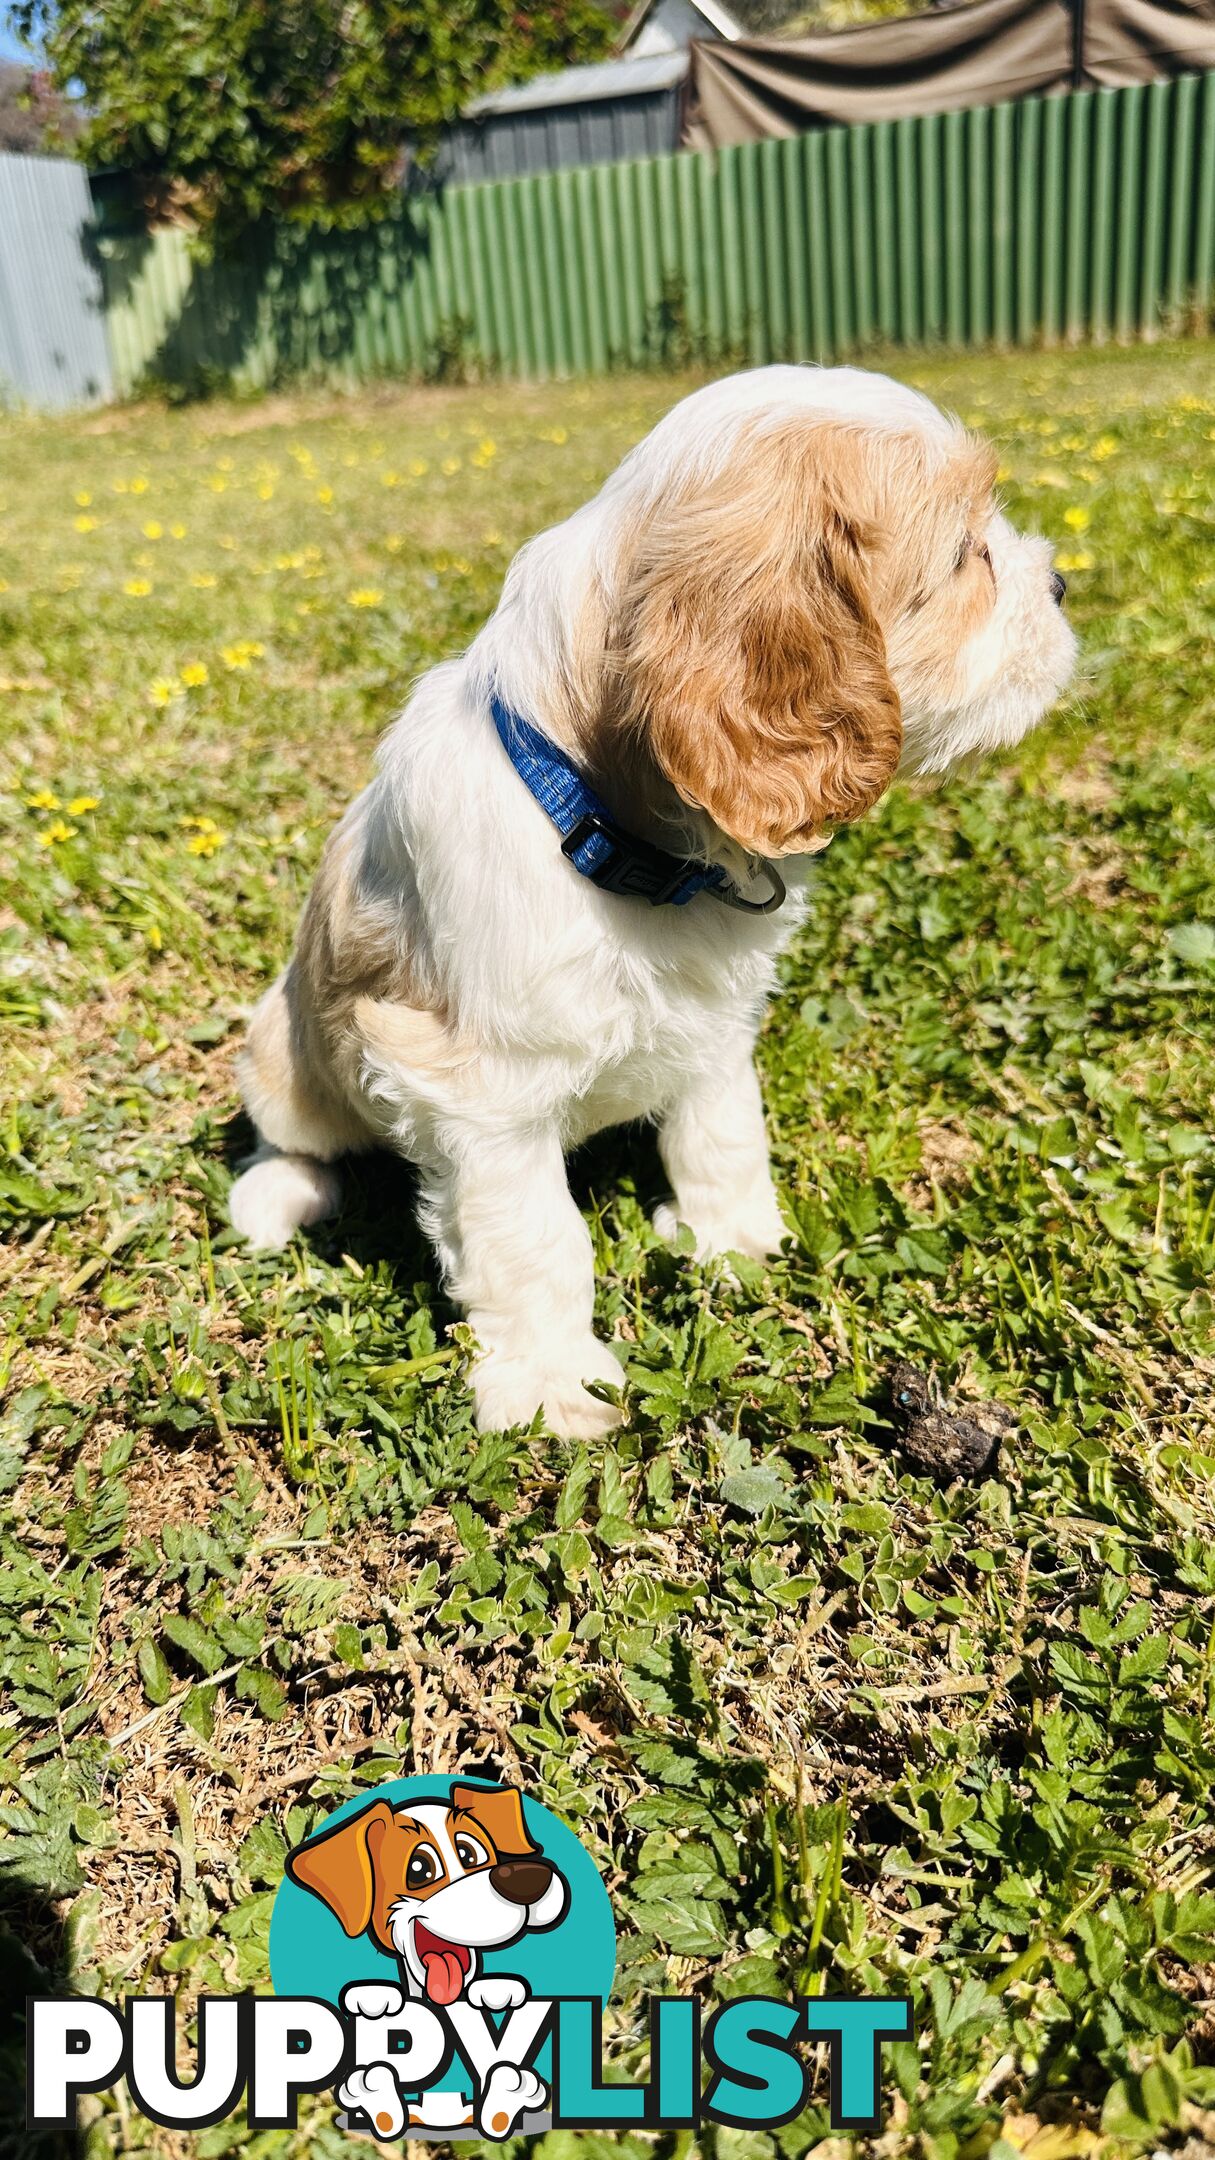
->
[489,1858,554,1905]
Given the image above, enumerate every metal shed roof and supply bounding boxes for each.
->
[464,50,687,119]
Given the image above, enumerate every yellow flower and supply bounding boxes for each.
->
[146,922,163,951]
[124,577,152,597]
[469,438,496,468]
[191,571,217,589]
[26,788,60,810]
[482,528,502,545]
[181,814,225,857]
[441,456,462,475]
[217,456,234,472]
[316,485,334,505]
[408,458,429,478]
[148,678,176,707]
[66,795,99,815]
[0,579,8,592]
[73,514,98,534]
[130,476,149,495]
[221,640,265,670]
[143,520,163,540]
[538,426,568,445]
[134,551,154,568]
[347,588,382,609]
[170,522,187,539]
[75,491,91,507]
[37,818,77,846]
[180,661,209,688]
[1063,506,1090,532]
[1056,550,1093,573]
[384,534,404,553]
[1091,435,1118,460]
[382,471,401,488]
[209,476,227,493]
[257,482,274,501]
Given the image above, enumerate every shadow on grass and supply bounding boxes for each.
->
[0,1869,77,2160]
[217,1108,672,1283]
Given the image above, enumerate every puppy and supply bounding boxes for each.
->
[230,364,1075,1439]
[287,1782,566,2136]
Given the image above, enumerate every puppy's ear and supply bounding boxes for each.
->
[286,1799,397,1936]
[450,1782,539,1860]
[607,421,902,856]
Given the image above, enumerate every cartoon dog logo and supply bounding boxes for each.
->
[286,1781,569,2135]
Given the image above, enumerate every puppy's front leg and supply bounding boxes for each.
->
[423,1120,623,1440]
[656,1044,787,1263]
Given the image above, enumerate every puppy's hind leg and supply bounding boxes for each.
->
[229,968,364,1252]
[229,1146,342,1252]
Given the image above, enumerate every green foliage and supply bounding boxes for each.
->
[2,345,1215,2155]
[11,0,616,248]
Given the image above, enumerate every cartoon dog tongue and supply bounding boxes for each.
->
[416,1926,468,2005]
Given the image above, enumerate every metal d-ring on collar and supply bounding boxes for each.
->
[489,688,786,916]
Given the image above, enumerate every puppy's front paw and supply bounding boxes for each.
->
[478,2063,547,2139]
[338,2063,405,2139]
[472,1339,624,1441]
[467,1974,529,2012]
[655,1196,787,1264]
[340,1981,405,2021]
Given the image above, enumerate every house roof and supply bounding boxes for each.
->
[617,0,743,48]
[463,49,688,119]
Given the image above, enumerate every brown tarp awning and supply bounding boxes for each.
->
[687,0,1215,145]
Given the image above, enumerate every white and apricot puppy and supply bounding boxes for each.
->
[230,365,1075,1440]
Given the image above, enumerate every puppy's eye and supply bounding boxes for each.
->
[455,1833,489,1870]
[954,536,971,572]
[406,1843,442,1888]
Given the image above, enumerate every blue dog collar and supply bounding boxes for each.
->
[489,689,785,913]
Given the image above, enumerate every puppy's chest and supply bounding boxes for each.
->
[562,947,775,1135]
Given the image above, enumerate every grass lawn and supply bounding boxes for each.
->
[3,341,1215,2160]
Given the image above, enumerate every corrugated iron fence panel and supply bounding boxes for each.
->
[441,85,682,184]
[85,66,1215,400]
[0,154,112,408]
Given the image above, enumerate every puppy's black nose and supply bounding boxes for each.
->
[490,1858,553,1906]
[1050,569,1068,606]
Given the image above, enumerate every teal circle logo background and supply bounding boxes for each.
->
[269,1776,616,2016]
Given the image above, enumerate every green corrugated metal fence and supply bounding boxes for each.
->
[98,70,1215,397]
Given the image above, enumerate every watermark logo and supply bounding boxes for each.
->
[271,1775,615,2137]
[27,1774,912,2139]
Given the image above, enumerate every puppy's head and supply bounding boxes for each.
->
[596,396,1075,857]
[286,1783,568,2004]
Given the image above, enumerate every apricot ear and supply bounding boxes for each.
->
[609,420,902,855]
[285,1799,396,1937]
[450,1782,538,1861]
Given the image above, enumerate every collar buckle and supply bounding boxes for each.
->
[561,811,705,906]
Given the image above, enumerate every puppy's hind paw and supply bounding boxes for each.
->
[479,2064,546,2139]
[229,1148,340,1251]
[337,2064,405,2140]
